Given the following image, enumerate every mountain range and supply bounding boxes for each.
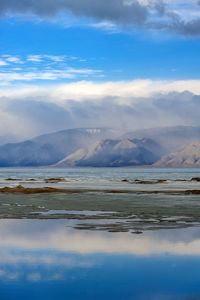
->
[0,126,200,167]
[154,141,200,167]
[0,128,117,167]
[56,138,162,167]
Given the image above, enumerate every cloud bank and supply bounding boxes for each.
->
[0,79,200,141]
[0,0,200,35]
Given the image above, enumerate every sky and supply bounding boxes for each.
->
[0,0,200,141]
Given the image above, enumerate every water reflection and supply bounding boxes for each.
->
[0,220,200,300]
[1,220,200,255]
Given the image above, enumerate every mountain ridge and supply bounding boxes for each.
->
[0,128,117,167]
[56,137,162,167]
[0,125,200,167]
[154,141,200,167]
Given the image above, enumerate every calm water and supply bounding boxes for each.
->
[0,220,200,300]
[1,166,200,182]
[0,167,200,299]
[0,167,200,191]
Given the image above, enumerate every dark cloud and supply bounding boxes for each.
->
[1,0,200,36]
[150,11,200,36]
[0,0,148,26]
[172,18,200,36]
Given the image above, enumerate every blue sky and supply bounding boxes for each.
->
[1,0,200,139]
[0,0,200,85]
[0,19,200,83]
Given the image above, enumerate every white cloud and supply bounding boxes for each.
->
[27,55,66,63]
[11,67,22,71]
[0,59,8,66]
[43,55,66,62]
[69,56,79,60]
[64,67,102,74]
[0,68,102,84]
[6,56,23,64]
[91,21,120,33]
[0,54,102,85]
[27,55,43,62]
[2,79,197,102]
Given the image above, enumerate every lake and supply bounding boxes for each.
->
[0,167,200,299]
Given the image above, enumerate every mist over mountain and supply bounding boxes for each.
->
[0,125,200,167]
[0,135,19,146]
[56,138,162,167]
[123,126,200,154]
[1,91,200,143]
[0,128,117,167]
